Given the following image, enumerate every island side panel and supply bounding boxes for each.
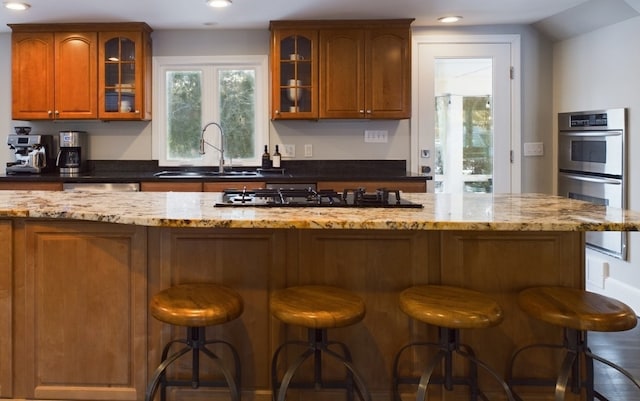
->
[293,229,438,399]
[439,230,585,400]
[13,220,147,400]
[0,220,12,397]
[147,227,290,400]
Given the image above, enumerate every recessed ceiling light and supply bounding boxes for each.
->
[4,1,30,10]
[206,0,232,8]
[438,16,462,23]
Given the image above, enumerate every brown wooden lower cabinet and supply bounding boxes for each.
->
[0,220,12,398]
[141,181,266,192]
[140,181,203,192]
[11,220,147,400]
[5,219,584,401]
[317,180,426,192]
[203,181,266,192]
[0,182,63,191]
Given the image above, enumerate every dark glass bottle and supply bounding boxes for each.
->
[261,145,271,169]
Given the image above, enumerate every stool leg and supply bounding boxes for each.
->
[271,328,371,401]
[145,345,191,401]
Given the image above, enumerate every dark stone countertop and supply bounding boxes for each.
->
[0,160,432,183]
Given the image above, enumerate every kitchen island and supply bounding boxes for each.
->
[1,191,639,401]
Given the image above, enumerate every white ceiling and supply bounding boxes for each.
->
[0,0,638,37]
[0,0,640,39]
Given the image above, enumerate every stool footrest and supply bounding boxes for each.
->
[508,328,640,401]
[271,328,371,401]
[145,327,241,401]
[393,327,515,401]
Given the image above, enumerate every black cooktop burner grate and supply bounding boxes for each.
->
[215,187,422,208]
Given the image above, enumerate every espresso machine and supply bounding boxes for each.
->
[57,131,87,176]
[6,133,54,174]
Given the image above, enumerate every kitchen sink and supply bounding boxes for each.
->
[153,170,261,178]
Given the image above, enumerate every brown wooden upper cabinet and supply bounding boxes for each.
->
[11,30,97,120]
[10,23,152,121]
[270,20,413,120]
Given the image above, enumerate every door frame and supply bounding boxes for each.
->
[410,34,522,193]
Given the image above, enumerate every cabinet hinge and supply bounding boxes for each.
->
[510,150,514,163]
[510,66,515,80]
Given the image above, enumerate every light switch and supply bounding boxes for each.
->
[523,142,544,156]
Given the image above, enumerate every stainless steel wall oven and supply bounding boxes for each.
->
[557,108,627,259]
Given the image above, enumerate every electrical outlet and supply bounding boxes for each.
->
[304,144,313,157]
[364,130,388,143]
[523,142,544,156]
[282,144,295,157]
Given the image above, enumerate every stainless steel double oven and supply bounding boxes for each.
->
[558,108,627,259]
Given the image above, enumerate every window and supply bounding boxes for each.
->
[153,55,268,167]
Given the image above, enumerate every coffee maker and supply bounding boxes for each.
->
[57,131,87,176]
[6,133,54,174]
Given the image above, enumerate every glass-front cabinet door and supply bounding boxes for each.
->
[98,30,149,120]
[270,28,318,119]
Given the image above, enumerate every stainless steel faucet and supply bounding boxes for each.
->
[200,121,225,173]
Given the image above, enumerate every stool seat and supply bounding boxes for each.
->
[270,285,365,329]
[399,285,504,329]
[518,286,637,332]
[150,283,244,327]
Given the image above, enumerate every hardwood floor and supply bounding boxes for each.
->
[590,319,640,400]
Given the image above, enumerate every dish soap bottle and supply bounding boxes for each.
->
[261,145,271,169]
[272,145,281,168]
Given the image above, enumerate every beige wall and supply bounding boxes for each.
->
[553,16,640,312]
[2,25,555,194]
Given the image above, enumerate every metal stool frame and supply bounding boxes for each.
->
[145,326,241,401]
[393,327,516,401]
[271,327,372,401]
[507,327,640,401]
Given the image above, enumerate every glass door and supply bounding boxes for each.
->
[413,41,515,193]
[434,58,493,193]
[101,34,138,116]
[271,29,317,119]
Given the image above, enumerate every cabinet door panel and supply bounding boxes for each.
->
[270,29,318,119]
[17,221,147,400]
[55,32,98,119]
[98,31,151,120]
[11,32,55,120]
[320,29,365,118]
[147,228,289,393]
[0,221,12,397]
[367,29,411,118]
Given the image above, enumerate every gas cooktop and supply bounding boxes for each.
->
[215,187,423,208]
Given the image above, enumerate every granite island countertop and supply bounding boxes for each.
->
[1,190,640,231]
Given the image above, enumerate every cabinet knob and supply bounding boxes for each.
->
[366,110,372,114]
[54,110,59,115]
[359,109,364,114]
[47,110,52,116]
[275,110,280,114]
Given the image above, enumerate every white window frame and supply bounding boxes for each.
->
[152,55,269,167]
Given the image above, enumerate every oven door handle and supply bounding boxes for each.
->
[559,131,622,137]
[559,172,622,185]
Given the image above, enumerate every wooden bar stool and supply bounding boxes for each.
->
[393,285,515,401]
[508,286,640,401]
[145,283,244,401]
[270,285,372,401]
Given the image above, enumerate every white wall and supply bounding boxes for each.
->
[553,16,640,312]
[2,25,556,194]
